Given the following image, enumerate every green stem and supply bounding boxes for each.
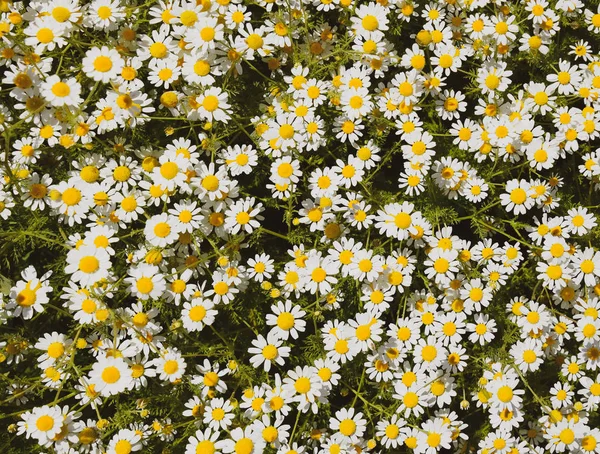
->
[351,369,365,408]
[289,409,302,443]
[260,227,289,241]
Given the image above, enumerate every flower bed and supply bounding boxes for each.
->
[1,0,600,453]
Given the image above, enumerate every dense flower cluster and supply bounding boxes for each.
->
[1,0,600,453]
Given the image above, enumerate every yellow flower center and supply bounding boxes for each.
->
[495,21,508,34]
[404,392,418,408]
[164,359,179,374]
[36,415,54,431]
[234,438,253,454]
[150,42,167,58]
[198,26,215,42]
[559,428,575,445]
[438,54,453,68]
[523,350,537,363]
[277,312,295,330]
[202,95,219,112]
[180,10,198,26]
[136,277,154,294]
[154,222,171,238]
[79,256,99,274]
[246,34,263,50]
[339,419,356,436]
[115,440,132,454]
[497,386,513,402]
[509,188,527,204]
[311,267,326,283]
[51,81,70,97]
[279,124,295,139]
[102,366,121,384]
[94,56,113,72]
[262,344,278,360]
[534,91,548,105]
[236,212,250,225]
[97,6,112,19]
[204,371,219,387]
[202,175,219,191]
[546,265,562,280]
[188,305,206,321]
[421,345,437,362]
[362,15,379,31]
[294,377,311,393]
[36,28,54,44]
[196,441,215,454]
[113,166,131,182]
[47,342,65,359]
[160,162,179,180]
[213,281,229,295]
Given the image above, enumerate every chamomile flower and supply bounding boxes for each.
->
[83,46,125,83]
[571,248,600,287]
[201,398,234,431]
[89,356,133,397]
[144,213,178,248]
[340,86,372,119]
[334,116,364,146]
[467,314,497,345]
[402,130,436,162]
[375,201,419,240]
[544,419,586,453]
[436,89,467,121]
[270,156,302,186]
[191,360,229,397]
[424,249,459,286]
[24,17,67,53]
[205,271,239,305]
[464,177,489,203]
[64,245,111,287]
[181,295,217,330]
[193,162,231,201]
[186,428,227,454]
[303,254,339,295]
[500,179,534,215]
[222,426,265,454]
[266,300,307,340]
[247,254,275,282]
[196,87,231,123]
[511,338,545,373]
[283,366,323,414]
[224,197,264,235]
[413,336,447,372]
[329,407,367,444]
[126,264,166,301]
[87,0,126,31]
[35,332,72,371]
[24,405,65,445]
[570,40,594,61]
[351,3,389,38]
[8,266,53,320]
[263,113,306,155]
[106,429,142,454]
[393,70,424,105]
[22,173,52,211]
[220,144,258,176]
[148,57,181,89]
[536,260,572,291]
[40,75,82,107]
[566,207,597,236]
[248,332,291,372]
[393,381,430,418]
[152,349,187,382]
